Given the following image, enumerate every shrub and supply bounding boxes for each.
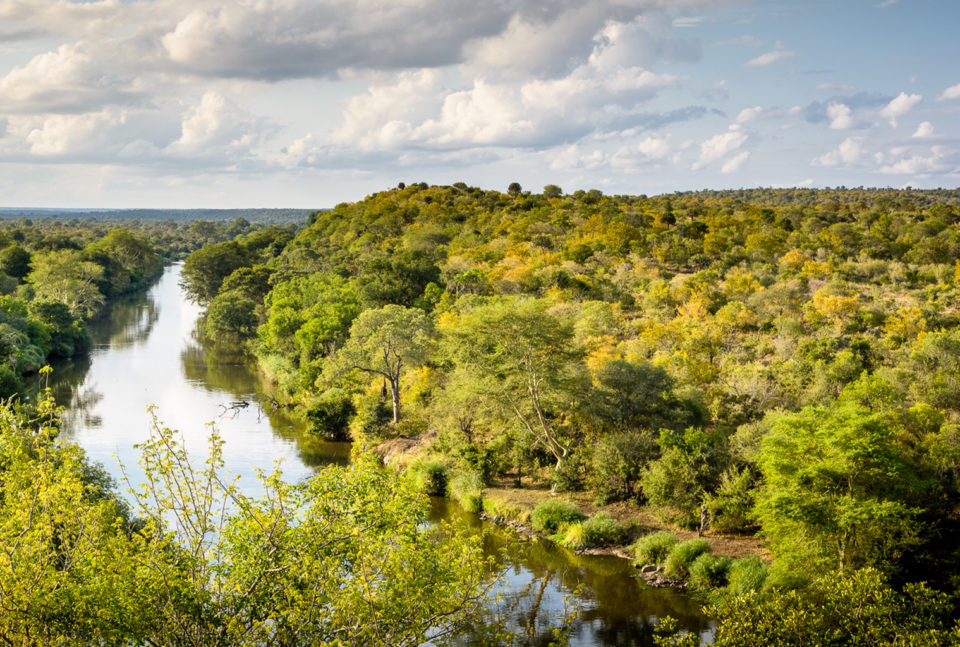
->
[559,523,587,550]
[404,459,449,497]
[705,466,756,534]
[762,562,809,592]
[305,388,356,441]
[664,539,710,579]
[632,531,679,565]
[550,453,585,493]
[530,499,586,534]
[726,557,768,595]
[581,512,627,547]
[448,469,484,513]
[588,431,654,505]
[688,553,733,589]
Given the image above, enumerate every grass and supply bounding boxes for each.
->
[688,553,733,589]
[581,512,627,547]
[631,531,679,565]
[448,469,484,513]
[664,538,710,579]
[727,556,768,595]
[404,458,449,497]
[530,499,586,534]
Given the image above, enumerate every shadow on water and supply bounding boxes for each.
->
[431,500,714,646]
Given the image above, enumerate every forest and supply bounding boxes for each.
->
[3,184,960,644]
[178,183,960,644]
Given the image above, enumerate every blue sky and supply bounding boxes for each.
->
[0,0,957,208]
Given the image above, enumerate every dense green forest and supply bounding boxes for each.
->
[178,183,960,643]
[0,216,291,396]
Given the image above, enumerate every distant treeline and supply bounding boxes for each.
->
[0,208,316,224]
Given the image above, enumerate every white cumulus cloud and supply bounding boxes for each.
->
[826,102,853,130]
[813,137,862,167]
[938,83,960,101]
[745,49,795,67]
[912,121,934,138]
[721,150,749,173]
[880,92,922,127]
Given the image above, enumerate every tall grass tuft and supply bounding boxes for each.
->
[631,531,679,565]
[664,539,710,579]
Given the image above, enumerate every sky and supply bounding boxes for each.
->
[0,0,958,208]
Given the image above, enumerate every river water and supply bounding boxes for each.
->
[45,263,712,646]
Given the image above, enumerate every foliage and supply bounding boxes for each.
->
[328,304,434,423]
[726,557,768,595]
[0,397,494,645]
[710,568,958,647]
[448,469,484,513]
[404,458,450,496]
[663,539,710,579]
[754,380,929,574]
[580,512,627,547]
[704,466,756,533]
[688,553,733,589]
[305,387,356,440]
[632,531,679,565]
[530,499,586,535]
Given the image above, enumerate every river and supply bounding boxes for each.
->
[44,263,713,646]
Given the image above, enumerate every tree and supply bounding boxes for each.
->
[180,240,250,304]
[328,305,434,424]
[754,386,928,574]
[508,182,522,196]
[0,243,31,280]
[27,249,107,318]
[543,184,562,199]
[204,291,258,343]
[443,298,587,469]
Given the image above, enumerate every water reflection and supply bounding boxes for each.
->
[433,500,713,646]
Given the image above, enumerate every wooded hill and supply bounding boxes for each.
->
[182,183,960,638]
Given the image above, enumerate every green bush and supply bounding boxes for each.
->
[588,431,655,505]
[581,512,627,547]
[530,499,586,534]
[559,522,587,550]
[550,453,586,493]
[664,539,710,579]
[404,459,449,497]
[726,557,768,595]
[762,562,809,592]
[632,531,679,565]
[448,469,484,513]
[305,388,355,441]
[705,466,756,533]
[688,553,733,589]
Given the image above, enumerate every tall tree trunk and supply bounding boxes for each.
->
[389,377,401,424]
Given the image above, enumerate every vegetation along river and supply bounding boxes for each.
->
[43,263,713,646]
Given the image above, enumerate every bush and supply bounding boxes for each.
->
[550,453,585,493]
[530,499,586,534]
[726,557,768,595]
[305,388,356,441]
[581,512,627,547]
[705,466,756,534]
[632,531,679,565]
[762,562,809,592]
[404,459,449,497]
[588,431,654,505]
[559,522,587,550]
[664,539,710,579]
[448,469,484,513]
[688,553,733,589]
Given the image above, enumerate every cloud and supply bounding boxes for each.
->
[912,121,934,138]
[696,125,747,167]
[804,92,891,125]
[816,83,854,92]
[721,150,749,173]
[880,91,922,127]
[166,91,263,158]
[0,43,142,114]
[938,83,960,101]
[826,102,853,129]
[877,145,958,176]
[735,106,765,123]
[812,137,862,167]
[745,49,795,67]
[636,135,672,159]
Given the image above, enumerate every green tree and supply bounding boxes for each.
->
[180,240,250,304]
[27,249,106,318]
[755,390,928,574]
[443,298,587,469]
[327,305,434,424]
[204,291,258,343]
[0,243,31,280]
